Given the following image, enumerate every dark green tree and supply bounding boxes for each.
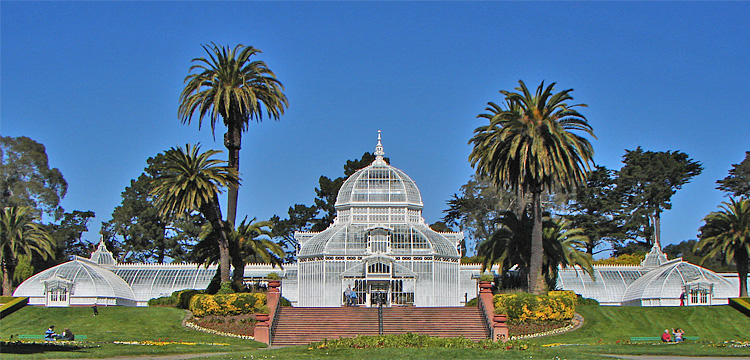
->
[566,165,625,254]
[48,210,95,261]
[443,175,515,256]
[0,136,67,219]
[663,239,734,273]
[179,43,288,226]
[717,151,750,198]
[469,80,595,294]
[695,198,750,297]
[617,147,703,247]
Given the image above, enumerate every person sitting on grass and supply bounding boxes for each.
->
[672,328,683,343]
[45,325,57,341]
[61,328,75,341]
[661,329,672,342]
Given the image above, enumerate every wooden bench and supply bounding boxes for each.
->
[630,336,699,342]
[15,335,87,340]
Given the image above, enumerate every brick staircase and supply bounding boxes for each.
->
[382,307,488,341]
[271,307,379,346]
[271,306,488,346]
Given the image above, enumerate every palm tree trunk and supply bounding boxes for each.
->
[200,201,231,283]
[515,187,526,218]
[225,122,242,226]
[652,211,662,249]
[529,190,545,295]
[737,251,748,298]
[2,259,13,296]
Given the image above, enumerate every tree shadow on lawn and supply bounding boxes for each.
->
[0,341,88,355]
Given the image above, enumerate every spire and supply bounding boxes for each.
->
[373,130,386,165]
[375,130,384,158]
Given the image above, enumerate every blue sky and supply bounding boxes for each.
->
[2,2,748,256]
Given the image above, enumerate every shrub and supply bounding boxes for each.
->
[466,297,478,307]
[172,289,203,309]
[575,294,600,306]
[148,296,177,307]
[493,292,575,323]
[267,272,281,280]
[189,292,267,317]
[280,296,292,307]
[217,281,235,294]
[479,272,495,282]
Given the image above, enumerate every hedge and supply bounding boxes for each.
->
[493,291,575,323]
[0,297,28,320]
[189,292,267,317]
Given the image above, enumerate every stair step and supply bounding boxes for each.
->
[271,306,489,345]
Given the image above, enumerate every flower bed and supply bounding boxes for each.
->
[186,314,256,339]
[507,320,572,337]
[113,340,229,346]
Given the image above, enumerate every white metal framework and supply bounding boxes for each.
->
[294,132,463,307]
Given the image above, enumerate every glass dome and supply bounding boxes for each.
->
[622,259,737,305]
[335,134,423,211]
[14,259,136,303]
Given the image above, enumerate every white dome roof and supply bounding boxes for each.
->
[622,259,736,303]
[14,259,135,301]
[335,133,423,210]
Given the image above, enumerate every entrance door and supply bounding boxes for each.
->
[367,280,389,307]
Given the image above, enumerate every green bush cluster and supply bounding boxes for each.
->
[147,289,204,308]
[174,289,204,309]
[189,292,267,317]
[147,296,177,307]
[493,291,575,323]
[466,297,478,307]
[309,333,530,350]
[576,294,600,306]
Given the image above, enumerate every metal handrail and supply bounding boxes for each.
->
[269,294,283,345]
[477,298,492,339]
[378,305,383,335]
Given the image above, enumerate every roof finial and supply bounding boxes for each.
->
[374,130,385,161]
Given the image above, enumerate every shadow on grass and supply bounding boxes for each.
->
[0,341,89,354]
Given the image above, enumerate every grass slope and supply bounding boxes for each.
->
[1,304,749,359]
[0,306,263,359]
[548,304,750,344]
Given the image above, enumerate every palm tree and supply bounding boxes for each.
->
[150,144,239,284]
[469,80,595,294]
[695,198,750,297]
[195,217,284,288]
[542,217,594,289]
[478,211,592,290]
[231,217,283,285]
[179,43,288,226]
[1,206,54,295]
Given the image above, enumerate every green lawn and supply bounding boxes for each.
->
[0,305,263,359]
[1,304,749,359]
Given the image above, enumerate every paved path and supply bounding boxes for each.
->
[602,355,750,360]
[48,353,230,360]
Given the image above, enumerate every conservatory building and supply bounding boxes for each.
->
[556,245,741,306]
[14,133,747,308]
[286,133,465,307]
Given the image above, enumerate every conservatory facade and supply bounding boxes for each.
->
[287,133,465,307]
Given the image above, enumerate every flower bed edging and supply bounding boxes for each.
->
[184,320,256,341]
